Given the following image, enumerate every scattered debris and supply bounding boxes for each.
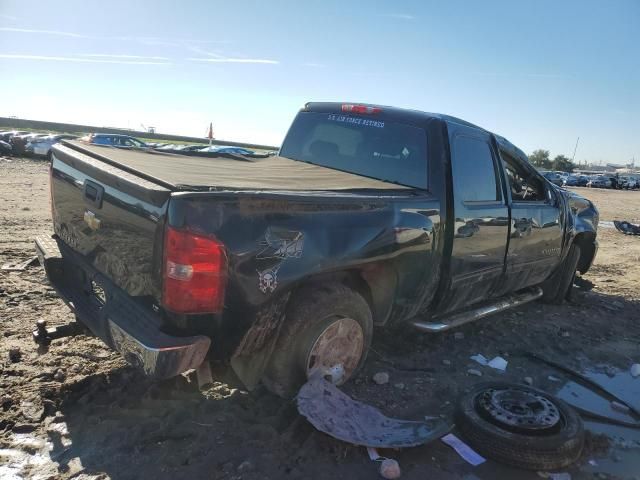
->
[548,375,562,382]
[393,383,405,390]
[631,364,640,378]
[442,359,451,366]
[373,372,390,385]
[1,255,38,271]
[488,356,508,371]
[297,375,450,448]
[470,354,508,371]
[613,220,640,236]
[441,433,486,466]
[524,376,534,386]
[454,332,465,340]
[53,369,66,382]
[237,460,254,473]
[9,347,22,363]
[467,369,483,377]
[379,458,401,479]
[537,473,571,480]
[605,366,616,378]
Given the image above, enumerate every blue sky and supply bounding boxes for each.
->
[1,0,638,164]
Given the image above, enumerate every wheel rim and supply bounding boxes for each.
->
[475,386,562,434]
[306,317,364,385]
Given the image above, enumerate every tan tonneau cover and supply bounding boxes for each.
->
[66,141,410,191]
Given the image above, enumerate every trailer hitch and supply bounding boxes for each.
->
[33,319,85,351]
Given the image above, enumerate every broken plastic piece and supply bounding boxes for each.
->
[470,354,508,371]
[297,375,451,448]
[488,356,508,371]
[441,433,486,466]
[2,255,38,271]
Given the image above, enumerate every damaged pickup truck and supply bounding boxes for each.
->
[35,102,598,396]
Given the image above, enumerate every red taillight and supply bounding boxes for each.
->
[162,226,227,314]
[341,104,382,115]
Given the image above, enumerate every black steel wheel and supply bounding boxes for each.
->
[456,382,584,471]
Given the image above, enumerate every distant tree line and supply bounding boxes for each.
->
[528,149,576,172]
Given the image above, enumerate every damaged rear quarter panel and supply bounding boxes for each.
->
[167,191,441,355]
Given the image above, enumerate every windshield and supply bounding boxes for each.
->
[280,111,428,189]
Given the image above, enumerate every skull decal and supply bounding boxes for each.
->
[258,266,279,294]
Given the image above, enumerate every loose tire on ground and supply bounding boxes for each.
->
[263,284,373,398]
[455,382,584,471]
[541,243,581,304]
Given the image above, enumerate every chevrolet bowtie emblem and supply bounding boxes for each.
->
[84,210,101,230]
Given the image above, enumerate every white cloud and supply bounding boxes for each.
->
[301,62,325,68]
[0,27,87,38]
[0,14,18,21]
[380,13,415,20]
[79,53,170,61]
[187,57,279,64]
[0,54,171,65]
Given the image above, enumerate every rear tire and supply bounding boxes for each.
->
[541,244,581,304]
[263,284,373,398]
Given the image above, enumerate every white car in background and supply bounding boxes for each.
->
[26,134,78,157]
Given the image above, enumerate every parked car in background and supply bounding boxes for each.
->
[198,145,256,155]
[10,133,50,155]
[80,133,148,149]
[587,176,611,188]
[540,171,564,187]
[176,144,208,152]
[621,176,640,190]
[26,134,78,157]
[0,130,29,142]
[564,174,589,187]
[0,140,12,156]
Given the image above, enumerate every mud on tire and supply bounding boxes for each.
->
[262,284,373,398]
[455,382,585,471]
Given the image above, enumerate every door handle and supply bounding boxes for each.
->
[83,180,104,209]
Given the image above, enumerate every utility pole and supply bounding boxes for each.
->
[571,137,580,163]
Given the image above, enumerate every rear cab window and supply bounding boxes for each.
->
[280,111,428,189]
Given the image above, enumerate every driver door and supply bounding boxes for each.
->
[497,150,564,294]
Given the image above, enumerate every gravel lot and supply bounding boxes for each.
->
[1,156,639,479]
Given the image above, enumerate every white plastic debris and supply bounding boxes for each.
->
[470,354,488,365]
[487,356,508,371]
[367,447,381,461]
[631,364,640,378]
[441,433,486,466]
[470,354,508,371]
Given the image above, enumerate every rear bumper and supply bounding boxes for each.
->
[35,235,211,379]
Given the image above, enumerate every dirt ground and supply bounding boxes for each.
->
[1,156,640,480]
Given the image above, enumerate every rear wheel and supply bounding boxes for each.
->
[263,284,373,397]
[456,382,584,470]
[541,244,581,304]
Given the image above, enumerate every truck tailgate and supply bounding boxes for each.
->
[50,143,171,301]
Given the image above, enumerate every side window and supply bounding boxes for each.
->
[452,135,500,202]
[501,151,546,202]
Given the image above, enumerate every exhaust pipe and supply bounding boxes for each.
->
[411,287,543,332]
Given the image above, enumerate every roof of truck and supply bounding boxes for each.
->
[62,140,411,191]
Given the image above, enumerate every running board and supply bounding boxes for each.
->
[410,287,543,333]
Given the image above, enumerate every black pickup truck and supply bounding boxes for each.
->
[35,102,598,396]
